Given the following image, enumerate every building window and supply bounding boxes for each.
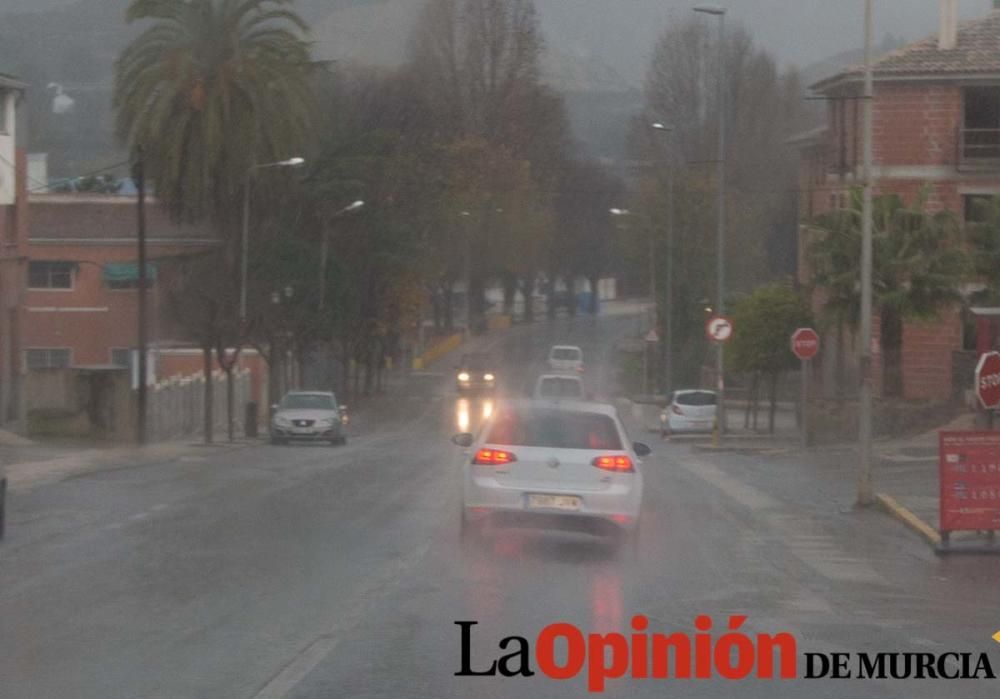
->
[25,348,71,370]
[28,261,75,289]
[103,262,156,290]
[963,86,1000,161]
[110,348,133,368]
[964,194,996,223]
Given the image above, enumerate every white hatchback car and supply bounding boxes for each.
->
[547,345,584,373]
[454,400,647,542]
[660,389,718,436]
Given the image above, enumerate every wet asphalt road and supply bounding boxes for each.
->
[3,310,1000,698]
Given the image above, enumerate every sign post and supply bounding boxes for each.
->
[705,316,733,445]
[791,328,820,448]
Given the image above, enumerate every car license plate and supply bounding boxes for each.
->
[528,494,581,511]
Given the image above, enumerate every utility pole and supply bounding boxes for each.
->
[652,122,676,397]
[858,0,876,506]
[134,146,148,445]
[695,4,728,433]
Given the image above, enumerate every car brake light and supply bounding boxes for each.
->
[592,455,634,472]
[473,448,517,465]
[672,405,684,415]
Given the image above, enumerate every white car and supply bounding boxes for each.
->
[454,400,647,543]
[533,373,586,400]
[547,345,584,373]
[271,391,348,445]
[660,390,717,436]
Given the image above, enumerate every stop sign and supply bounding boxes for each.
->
[791,327,820,361]
[975,351,1000,409]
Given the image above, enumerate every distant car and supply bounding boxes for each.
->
[454,400,648,545]
[547,345,584,373]
[456,353,497,392]
[660,390,717,437]
[533,373,586,400]
[271,391,348,445]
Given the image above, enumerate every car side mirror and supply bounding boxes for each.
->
[270,403,279,412]
[451,433,474,448]
[339,405,348,412]
[633,442,652,458]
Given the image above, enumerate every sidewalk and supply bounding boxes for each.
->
[2,439,255,493]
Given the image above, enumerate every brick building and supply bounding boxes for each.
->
[0,72,28,428]
[796,1,1000,401]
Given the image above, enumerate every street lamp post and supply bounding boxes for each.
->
[133,146,148,445]
[694,3,727,433]
[460,211,473,337]
[858,0,876,506]
[240,157,305,324]
[651,122,676,397]
[318,200,365,310]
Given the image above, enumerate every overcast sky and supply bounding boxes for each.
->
[536,0,996,82]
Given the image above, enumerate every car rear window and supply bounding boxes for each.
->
[538,378,584,398]
[675,392,716,406]
[486,408,621,450]
[551,348,581,361]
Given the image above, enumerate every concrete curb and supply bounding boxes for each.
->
[691,443,793,456]
[875,493,942,548]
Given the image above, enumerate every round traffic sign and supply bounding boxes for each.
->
[975,351,1000,409]
[706,315,733,343]
[791,327,820,361]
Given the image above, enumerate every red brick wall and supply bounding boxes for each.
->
[872,82,962,168]
[901,311,963,401]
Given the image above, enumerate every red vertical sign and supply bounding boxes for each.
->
[939,432,1000,534]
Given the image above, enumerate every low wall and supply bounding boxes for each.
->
[413,333,462,370]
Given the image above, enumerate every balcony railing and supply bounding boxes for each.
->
[958,128,1000,171]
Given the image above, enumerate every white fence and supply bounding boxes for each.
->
[147,369,252,442]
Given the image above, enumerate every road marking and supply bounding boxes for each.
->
[251,636,340,699]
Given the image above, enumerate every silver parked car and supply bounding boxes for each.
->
[271,391,348,446]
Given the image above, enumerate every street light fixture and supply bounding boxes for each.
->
[318,200,366,310]
[694,2,728,435]
[240,156,306,323]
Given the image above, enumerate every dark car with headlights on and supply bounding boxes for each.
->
[455,353,497,393]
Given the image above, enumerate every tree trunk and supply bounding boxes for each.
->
[588,275,600,315]
[768,371,779,435]
[202,345,213,445]
[744,372,758,429]
[881,310,904,398]
[225,366,235,443]
[752,372,760,431]
[502,272,517,315]
[521,277,535,323]
[443,282,454,331]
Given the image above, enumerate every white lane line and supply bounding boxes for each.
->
[251,636,340,699]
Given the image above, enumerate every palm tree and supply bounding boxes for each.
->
[114,0,316,442]
[114,0,315,229]
[809,188,967,397]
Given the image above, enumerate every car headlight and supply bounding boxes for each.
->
[484,373,495,382]
[458,372,470,382]
[318,418,335,427]
[275,416,291,427]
